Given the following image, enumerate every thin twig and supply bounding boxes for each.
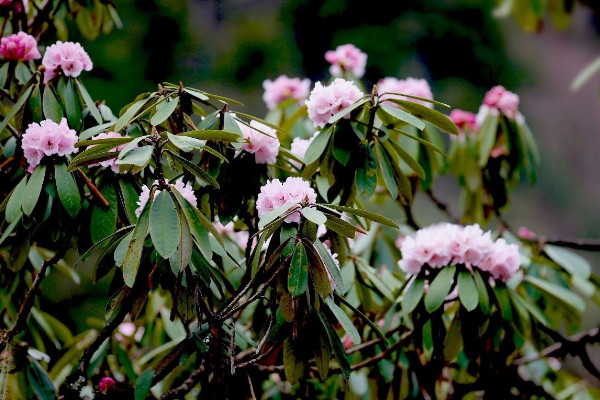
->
[159,366,206,400]
[425,189,459,223]
[77,170,109,208]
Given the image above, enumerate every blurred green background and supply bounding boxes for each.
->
[44,0,600,341]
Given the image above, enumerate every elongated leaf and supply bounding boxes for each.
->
[114,97,150,132]
[375,141,398,199]
[304,129,332,165]
[166,150,219,188]
[29,84,43,122]
[76,79,102,124]
[324,215,362,238]
[424,266,456,312]
[389,99,458,135]
[380,104,425,130]
[473,269,490,314]
[167,132,205,152]
[301,207,326,225]
[283,339,304,384]
[135,369,154,400]
[571,54,600,91]
[119,181,140,223]
[123,190,153,287]
[329,98,369,124]
[356,145,377,198]
[402,278,425,314]
[55,162,81,217]
[43,85,63,123]
[325,297,360,344]
[115,145,153,167]
[457,271,479,311]
[179,129,242,142]
[0,86,33,134]
[385,139,425,179]
[321,204,399,228]
[64,78,82,130]
[75,137,134,148]
[90,184,118,243]
[26,358,57,400]
[288,241,309,297]
[478,114,499,166]
[150,191,181,259]
[258,203,294,230]
[318,312,351,380]
[151,96,179,125]
[313,239,344,293]
[22,165,46,216]
[544,245,591,280]
[525,276,585,312]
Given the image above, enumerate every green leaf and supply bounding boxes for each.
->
[76,79,102,124]
[26,358,57,400]
[375,141,398,199]
[288,241,309,297]
[55,162,81,217]
[389,99,458,135]
[90,184,118,243]
[29,84,43,122]
[385,139,426,179]
[119,181,140,224]
[443,318,463,361]
[321,204,399,228]
[325,297,360,344]
[324,216,362,239]
[283,338,304,384]
[544,244,591,280]
[151,96,179,125]
[22,165,46,216]
[356,145,377,199]
[313,239,344,293]
[115,146,153,171]
[171,207,193,271]
[571,54,600,91]
[478,114,499,166]
[179,129,242,142]
[457,271,479,312]
[336,294,388,346]
[123,190,153,287]
[166,150,220,188]
[5,176,27,222]
[0,63,9,87]
[150,191,181,259]
[401,278,425,314]
[301,207,327,225]
[380,104,425,130]
[473,269,490,314]
[167,132,205,152]
[64,78,82,130]
[42,85,63,123]
[328,98,369,124]
[15,61,32,84]
[424,266,456,312]
[303,128,332,165]
[317,312,351,380]
[258,203,294,230]
[114,97,150,132]
[134,369,155,400]
[75,136,134,148]
[0,86,33,134]
[525,276,585,312]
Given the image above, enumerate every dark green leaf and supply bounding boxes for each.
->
[318,312,350,380]
[42,85,63,123]
[76,79,102,124]
[304,129,332,165]
[166,150,219,188]
[123,189,153,287]
[380,104,425,130]
[390,99,458,135]
[478,114,499,166]
[134,369,155,400]
[150,191,181,259]
[288,241,309,297]
[179,129,242,142]
[356,145,377,199]
[321,204,399,228]
[151,96,179,126]
[301,207,326,225]
[90,184,118,243]
[457,271,479,311]
[402,278,425,314]
[375,141,398,199]
[0,86,33,134]
[55,162,81,217]
[64,78,82,130]
[22,165,46,216]
[424,266,456,312]
[26,358,57,400]
[313,239,344,293]
[325,297,360,344]
[525,276,585,312]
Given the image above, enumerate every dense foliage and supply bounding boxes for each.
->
[0,1,599,399]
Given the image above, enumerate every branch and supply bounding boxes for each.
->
[159,365,206,400]
[425,189,459,223]
[1,245,69,346]
[77,170,109,208]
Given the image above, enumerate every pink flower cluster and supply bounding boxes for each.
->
[99,377,115,393]
[0,0,28,13]
[214,217,250,249]
[481,85,520,119]
[325,44,367,78]
[135,179,197,217]
[262,76,311,110]
[89,132,133,173]
[42,41,92,82]
[449,109,478,133]
[378,77,434,108]
[239,120,280,164]
[0,32,40,61]
[305,78,364,128]
[398,223,520,282]
[21,118,78,171]
[256,177,317,224]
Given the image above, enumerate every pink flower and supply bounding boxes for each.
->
[482,85,520,119]
[449,109,478,133]
[378,77,434,109]
[99,377,115,393]
[135,179,197,217]
[89,132,134,173]
[0,0,28,13]
[42,41,92,82]
[0,32,40,61]
[213,217,250,249]
[239,120,280,164]
[517,227,536,240]
[305,78,364,128]
[397,223,520,282]
[325,44,367,78]
[262,76,311,110]
[21,118,78,171]
[289,132,317,166]
[256,177,317,224]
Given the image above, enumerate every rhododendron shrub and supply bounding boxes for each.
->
[0,4,599,400]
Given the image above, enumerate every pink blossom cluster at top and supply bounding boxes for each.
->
[135,179,197,217]
[21,118,78,172]
[0,0,28,13]
[325,44,367,78]
[256,177,317,224]
[480,85,520,119]
[89,132,134,173]
[378,77,434,109]
[0,32,40,61]
[305,78,364,128]
[449,109,479,133]
[239,120,280,164]
[398,223,520,282]
[262,76,311,110]
[42,41,92,82]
